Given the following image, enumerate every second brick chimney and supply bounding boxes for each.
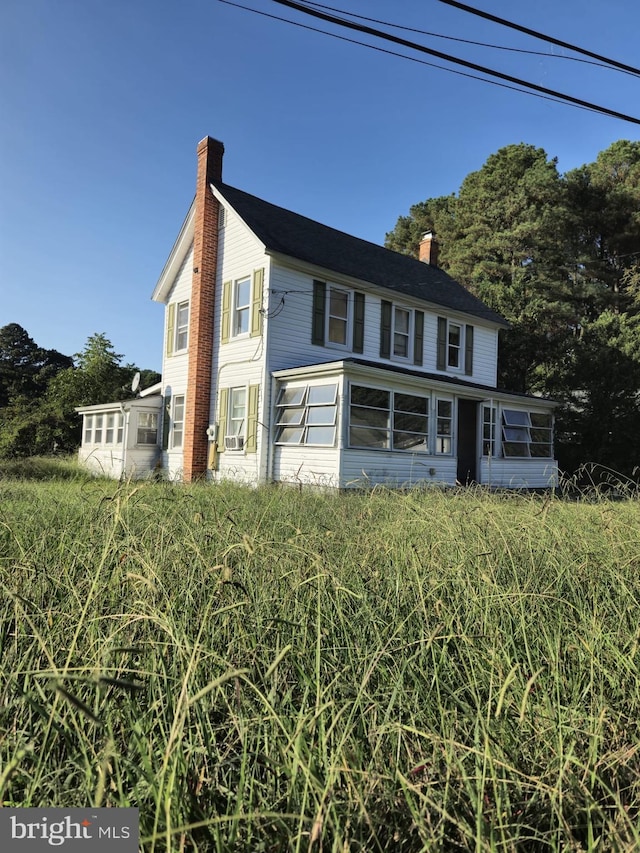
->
[419,231,439,267]
[183,136,224,482]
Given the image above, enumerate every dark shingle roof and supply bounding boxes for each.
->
[213,181,508,327]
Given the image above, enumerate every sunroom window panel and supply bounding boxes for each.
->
[395,393,427,415]
[306,405,337,425]
[394,412,428,434]
[277,407,305,426]
[393,432,428,452]
[277,426,304,444]
[349,425,390,449]
[350,406,389,429]
[307,384,337,405]
[278,386,306,406]
[306,426,336,445]
[84,416,93,444]
[350,387,390,409]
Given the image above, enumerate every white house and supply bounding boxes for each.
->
[78,136,558,489]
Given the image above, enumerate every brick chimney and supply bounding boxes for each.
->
[419,231,439,266]
[183,136,224,482]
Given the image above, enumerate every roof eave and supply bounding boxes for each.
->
[151,202,196,303]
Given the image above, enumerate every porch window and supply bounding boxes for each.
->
[84,415,93,444]
[435,400,452,454]
[94,414,103,444]
[275,383,337,446]
[137,412,159,445]
[501,410,552,457]
[482,405,497,456]
[349,385,429,452]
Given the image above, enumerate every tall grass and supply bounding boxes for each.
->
[1,476,639,850]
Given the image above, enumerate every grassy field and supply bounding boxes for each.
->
[1,461,639,850]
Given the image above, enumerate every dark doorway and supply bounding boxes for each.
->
[457,399,478,484]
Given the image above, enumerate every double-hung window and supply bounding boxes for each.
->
[482,405,497,456]
[221,270,265,343]
[233,278,251,336]
[172,395,185,449]
[175,301,189,351]
[275,384,338,446]
[166,300,189,356]
[312,281,365,353]
[437,318,474,374]
[137,412,158,445]
[393,307,411,359]
[328,287,350,346]
[380,302,424,365]
[435,400,453,454]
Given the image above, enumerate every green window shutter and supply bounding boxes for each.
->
[166,303,175,357]
[312,280,326,345]
[414,310,424,366]
[437,317,447,370]
[245,384,259,453]
[465,325,474,375]
[250,268,264,337]
[353,291,365,353]
[380,300,392,358]
[217,388,229,454]
[221,281,232,344]
[162,393,171,450]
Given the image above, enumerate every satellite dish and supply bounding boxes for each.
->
[131,372,141,394]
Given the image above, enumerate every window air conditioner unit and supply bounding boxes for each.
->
[225,435,244,451]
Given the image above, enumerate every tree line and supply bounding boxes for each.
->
[385,139,640,480]
[0,324,160,458]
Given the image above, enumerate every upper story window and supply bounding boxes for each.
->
[380,301,424,366]
[221,270,265,343]
[328,287,350,346]
[166,300,189,357]
[175,301,189,351]
[437,317,474,375]
[393,307,411,359]
[312,280,365,353]
[233,278,251,336]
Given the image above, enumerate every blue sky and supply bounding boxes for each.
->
[2,0,639,373]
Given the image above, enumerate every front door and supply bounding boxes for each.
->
[457,399,478,484]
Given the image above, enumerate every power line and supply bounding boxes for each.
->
[218,0,607,117]
[303,0,629,74]
[437,0,640,77]
[270,0,640,126]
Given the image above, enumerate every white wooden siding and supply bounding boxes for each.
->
[479,458,558,489]
[266,261,500,387]
[340,450,458,488]
[161,243,193,397]
[272,446,340,488]
[207,204,272,484]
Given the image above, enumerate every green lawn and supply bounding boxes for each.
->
[1,470,639,850]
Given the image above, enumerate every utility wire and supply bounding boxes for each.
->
[271,0,640,125]
[218,0,608,117]
[303,0,630,74]
[437,0,640,77]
